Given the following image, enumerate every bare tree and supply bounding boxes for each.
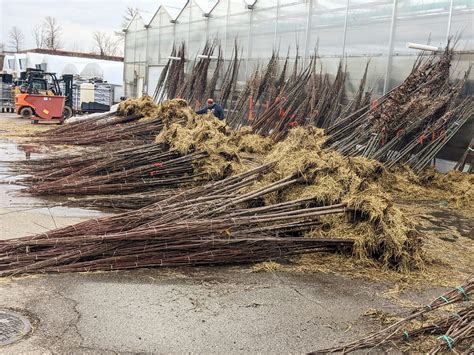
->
[32,24,46,48]
[8,26,25,52]
[43,16,62,50]
[92,31,119,57]
[115,6,137,40]
[122,6,137,29]
[70,42,84,53]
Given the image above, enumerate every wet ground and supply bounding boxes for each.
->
[0,130,105,240]
[0,113,458,353]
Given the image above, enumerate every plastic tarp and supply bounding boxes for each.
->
[62,63,88,76]
[80,62,124,86]
[26,53,46,69]
[2,55,15,73]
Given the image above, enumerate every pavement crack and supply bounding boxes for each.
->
[48,288,84,350]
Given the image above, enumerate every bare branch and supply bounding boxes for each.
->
[122,6,137,28]
[92,31,120,57]
[8,26,25,52]
[43,16,62,50]
[116,6,137,41]
[32,25,46,48]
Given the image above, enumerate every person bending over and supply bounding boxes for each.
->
[196,98,225,120]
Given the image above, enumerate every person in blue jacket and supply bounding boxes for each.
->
[196,98,225,120]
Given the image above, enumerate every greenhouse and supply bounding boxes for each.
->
[124,0,473,98]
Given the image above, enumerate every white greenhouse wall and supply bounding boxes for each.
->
[123,0,473,98]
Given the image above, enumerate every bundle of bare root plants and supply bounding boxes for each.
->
[311,277,473,354]
[2,44,471,275]
[29,96,184,146]
[2,119,426,276]
[0,165,354,276]
[328,45,474,172]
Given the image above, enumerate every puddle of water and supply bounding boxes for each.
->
[0,138,106,219]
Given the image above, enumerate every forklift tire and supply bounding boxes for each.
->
[62,106,73,120]
[20,107,34,119]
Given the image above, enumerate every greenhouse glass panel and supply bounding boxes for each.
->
[188,2,209,57]
[134,29,148,64]
[207,12,226,43]
[148,27,160,65]
[175,6,191,47]
[250,1,279,58]
[159,23,175,63]
[276,1,307,58]
[228,0,250,13]
[309,0,347,57]
[345,56,387,95]
[392,0,450,55]
[124,31,136,63]
[449,0,474,51]
[225,4,251,60]
[345,0,393,56]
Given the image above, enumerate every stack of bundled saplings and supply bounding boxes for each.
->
[153,42,366,140]
[10,100,273,203]
[154,41,237,111]
[327,45,473,172]
[225,54,365,141]
[3,44,471,275]
[3,102,427,274]
[30,96,165,146]
[0,164,353,276]
[311,277,473,354]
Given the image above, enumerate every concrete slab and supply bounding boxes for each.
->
[1,267,406,353]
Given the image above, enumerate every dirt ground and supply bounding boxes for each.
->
[0,113,472,353]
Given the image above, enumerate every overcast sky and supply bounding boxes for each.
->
[0,0,186,54]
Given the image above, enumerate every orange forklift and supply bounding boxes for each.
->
[15,69,74,124]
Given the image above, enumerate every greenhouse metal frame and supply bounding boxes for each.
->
[123,0,473,98]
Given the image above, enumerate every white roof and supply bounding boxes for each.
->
[62,62,88,76]
[164,6,182,20]
[1,52,123,85]
[195,0,218,14]
[140,10,155,26]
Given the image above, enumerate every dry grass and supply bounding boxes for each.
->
[155,105,273,178]
[389,167,474,218]
[0,116,50,140]
[153,108,471,274]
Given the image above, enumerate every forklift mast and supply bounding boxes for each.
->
[62,74,73,109]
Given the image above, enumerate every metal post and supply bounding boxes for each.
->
[157,18,161,64]
[446,0,454,43]
[341,0,350,57]
[245,7,254,80]
[145,26,150,95]
[223,0,230,59]
[187,7,191,45]
[123,30,128,96]
[383,0,398,94]
[273,0,280,50]
[303,0,314,65]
